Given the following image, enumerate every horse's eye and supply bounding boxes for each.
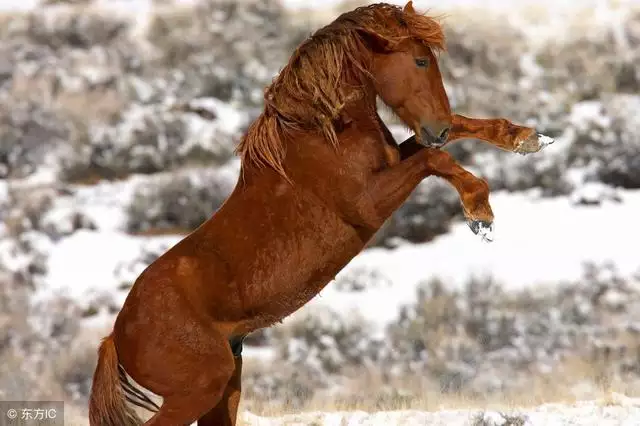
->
[415,57,429,68]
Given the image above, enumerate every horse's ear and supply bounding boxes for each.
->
[403,1,416,14]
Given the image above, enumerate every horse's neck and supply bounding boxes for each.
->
[239,84,387,185]
[343,87,395,144]
[339,83,379,125]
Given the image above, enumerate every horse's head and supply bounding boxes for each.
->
[365,1,452,146]
[237,2,454,179]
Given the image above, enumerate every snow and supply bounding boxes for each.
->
[35,186,640,332]
[315,189,640,329]
[569,182,623,206]
[568,102,611,132]
[0,0,638,422]
[283,0,640,53]
[241,394,640,425]
[468,219,495,243]
[538,134,555,148]
[281,0,638,12]
[185,98,248,134]
[38,230,180,308]
[0,0,38,11]
[43,178,145,233]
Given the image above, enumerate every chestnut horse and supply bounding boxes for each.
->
[88,2,553,425]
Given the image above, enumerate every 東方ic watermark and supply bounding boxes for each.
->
[0,402,63,426]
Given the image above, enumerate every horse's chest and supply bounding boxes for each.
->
[381,138,401,166]
[347,130,401,172]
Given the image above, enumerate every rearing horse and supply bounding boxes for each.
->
[88,2,553,425]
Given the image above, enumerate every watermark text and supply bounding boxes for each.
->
[0,402,63,426]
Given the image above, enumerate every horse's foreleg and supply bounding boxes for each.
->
[396,139,494,241]
[423,148,494,241]
[361,146,492,241]
[359,146,442,230]
[446,114,554,154]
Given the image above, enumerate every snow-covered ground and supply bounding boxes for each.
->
[282,0,637,8]
[2,0,640,422]
[282,0,640,17]
[323,187,640,328]
[0,0,635,322]
[34,180,640,332]
[1,0,637,327]
[0,0,38,11]
[2,0,630,10]
[284,0,638,45]
[242,394,640,426]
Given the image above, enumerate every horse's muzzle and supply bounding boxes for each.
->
[419,125,450,148]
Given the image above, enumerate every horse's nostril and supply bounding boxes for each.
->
[439,128,450,141]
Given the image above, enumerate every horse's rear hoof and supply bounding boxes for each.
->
[468,220,494,243]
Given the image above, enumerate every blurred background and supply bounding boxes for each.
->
[0,0,640,423]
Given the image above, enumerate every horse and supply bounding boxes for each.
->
[88,2,553,425]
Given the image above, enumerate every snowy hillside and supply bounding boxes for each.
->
[1,0,640,423]
[31,185,640,331]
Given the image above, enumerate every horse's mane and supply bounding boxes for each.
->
[235,2,446,179]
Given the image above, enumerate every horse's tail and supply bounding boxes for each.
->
[88,333,144,426]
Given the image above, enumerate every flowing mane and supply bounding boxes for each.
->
[235,2,446,178]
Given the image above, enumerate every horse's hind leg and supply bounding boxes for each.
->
[129,327,235,426]
[144,348,235,426]
[144,356,234,425]
[198,355,243,426]
[198,335,244,426]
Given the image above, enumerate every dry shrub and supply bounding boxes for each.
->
[241,264,640,412]
[0,269,97,407]
[126,167,236,234]
[24,7,131,50]
[42,0,93,5]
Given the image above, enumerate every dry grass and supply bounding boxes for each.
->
[42,0,92,5]
[10,70,127,124]
[239,352,640,419]
[54,89,126,125]
[11,334,638,425]
[128,226,192,237]
[238,270,640,418]
[0,12,25,39]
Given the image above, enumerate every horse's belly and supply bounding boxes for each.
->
[238,225,366,328]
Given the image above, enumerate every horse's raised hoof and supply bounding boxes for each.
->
[468,220,494,243]
[515,132,555,155]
